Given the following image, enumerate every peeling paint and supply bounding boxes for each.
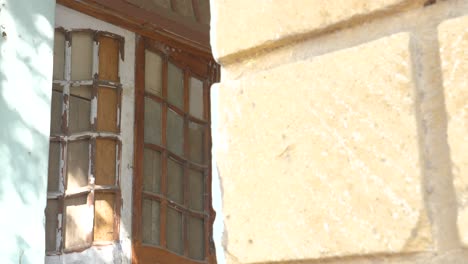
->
[46,5,136,264]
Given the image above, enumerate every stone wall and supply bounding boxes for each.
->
[210,0,468,263]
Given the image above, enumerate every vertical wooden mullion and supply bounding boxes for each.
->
[93,31,99,80]
[132,35,145,262]
[57,196,64,252]
[87,189,95,246]
[115,140,122,187]
[191,0,201,23]
[203,80,211,260]
[57,141,66,252]
[61,30,72,251]
[114,189,122,242]
[89,137,97,245]
[90,82,98,131]
[91,31,99,132]
[170,0,177,12]
[160,55,169,248]
[116,85,123,133]
[183,70,190,257]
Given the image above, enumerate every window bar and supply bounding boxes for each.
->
[59,31,73,252]
[183,69,190,257]
[191,0,201,23]
[160,55,169,248]
[57,196,64,252]
[133,35,145,248]
[116,85,123,133]
[203,79,211,260]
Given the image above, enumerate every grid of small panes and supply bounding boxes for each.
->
[135,39,214,262]
[45,28,123,254]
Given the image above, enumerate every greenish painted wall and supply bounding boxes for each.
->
[0,0,55,263]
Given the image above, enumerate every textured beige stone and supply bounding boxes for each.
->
[439,15,468,247]
[215,33,431,263]
[211,0,425,61]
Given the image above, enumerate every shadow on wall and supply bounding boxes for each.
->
[0,1,129,262]
[0,0,62,262]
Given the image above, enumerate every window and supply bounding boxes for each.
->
[132,36,218,263]
[45,28,124,254]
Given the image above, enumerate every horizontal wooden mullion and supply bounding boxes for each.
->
[144,144,208,170]
[64,188,91,198]
[93,185,120,192]
[95,80,122,88]
[144,93,165,104]
[187,115,208,125]
[47,192,64,199]
[50,133,121,142]
[167,103,186,117]
[142,191,165,202]
[167,202,205,219]
[62,243,93,254]
[187,160,208,170]
[144,143,165,153]
[141,192,207,219]
[135,246,207,264]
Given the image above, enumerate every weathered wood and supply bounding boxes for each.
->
[95,138,117,185]
[97,86,118,132]
[57,0,210,51]
[133,35,217,264]
[98,35,120,82]
[94,192,115,241]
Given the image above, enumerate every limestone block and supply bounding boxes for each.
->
[211,0,425,62]
[214,33,431,263]
[438,16,468,246]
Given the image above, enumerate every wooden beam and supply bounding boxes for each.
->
[57,0,211,53]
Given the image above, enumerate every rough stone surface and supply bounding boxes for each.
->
[211,0,425,61]
[215,33,431,263]
[438,15,468,247]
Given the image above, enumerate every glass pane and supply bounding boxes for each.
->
[53,31,65,80]
[47,142,60,192]
[167,207,183,254]
[173,0,195,19]
[188,216,204,260]
[97,87,118,132]
[145,50,163,96]
[67,141,89,189]
[167,158,183,204]
[144,98,161,145]
[189,169,204,212]
[167,109,184,156]
[198,0,211,25]
[142,199,160,245]
[71,32,93,80]
[98,36,120,82]
[69,87,92,133]
[45,199,59,252]
[70,85,92,99]
[189,122,204,164]
[143,148,161,194]
[189,77,204,120]
[50,90,62,135]
[167,62,184,109]
[94,192,115,241]
[64,195,90,249]
[95,138,116,186]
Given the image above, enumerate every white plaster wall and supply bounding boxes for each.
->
[46,5,135,264]
[0,0,55,263]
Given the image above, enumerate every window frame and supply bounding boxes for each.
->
[132,35,219,264]
[46,27,125,255]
